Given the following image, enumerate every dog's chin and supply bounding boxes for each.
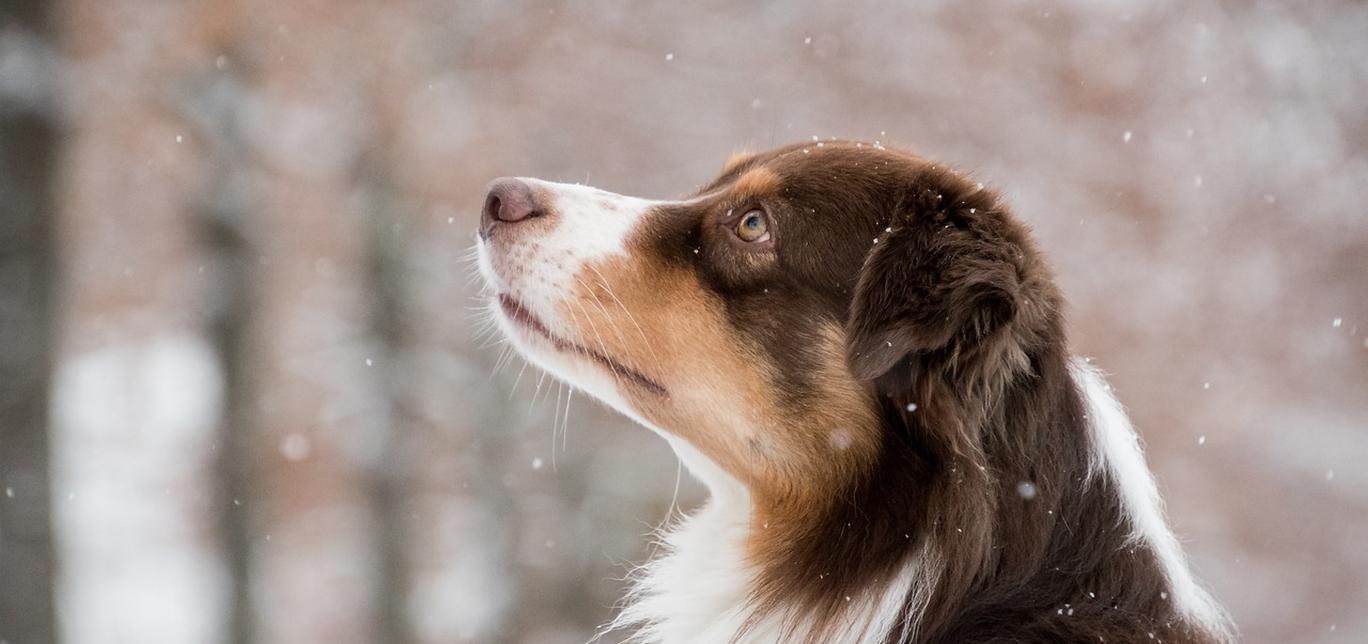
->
[491,293,663,427]
[492,294,581,373]
[496,293,670,397]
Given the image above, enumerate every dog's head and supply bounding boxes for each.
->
[476,141,1055,507]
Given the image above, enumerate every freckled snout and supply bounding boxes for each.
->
[480,178,545,239]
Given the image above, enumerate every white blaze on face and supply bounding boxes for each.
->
[476,178,662,416]
[477,178,657,321]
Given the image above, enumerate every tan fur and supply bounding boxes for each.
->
[563,256,878,514]
[732,166,782,198]
[722,149,755,174]
[749,325,881,544]
[562,255,774,482]
[483,140,1232,644]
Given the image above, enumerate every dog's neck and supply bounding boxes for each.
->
[608,438,919,644]
[607,360,1232,644]
[605,436,752,642]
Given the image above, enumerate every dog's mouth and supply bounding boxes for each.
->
[497,293,669,398]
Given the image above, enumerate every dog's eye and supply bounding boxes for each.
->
[735,210,770,243]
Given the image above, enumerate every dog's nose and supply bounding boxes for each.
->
[481,178,541,237]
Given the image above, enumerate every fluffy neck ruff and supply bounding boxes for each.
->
[605,355,1232,644]
[607,438,922,644]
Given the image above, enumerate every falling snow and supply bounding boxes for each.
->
[280,434,311,461]
[17,3,1365,642]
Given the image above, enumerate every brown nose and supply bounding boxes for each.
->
[481,178,542,237]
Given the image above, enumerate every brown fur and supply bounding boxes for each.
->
[722,149,757,174]
[732,166,783,198]
[513,141,1230,643]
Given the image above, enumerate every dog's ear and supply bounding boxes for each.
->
[845,171,1021,384]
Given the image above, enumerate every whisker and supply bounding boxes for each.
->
[474,335,508,354]
[472,331,508,351]
[493,343,516,374]
[508,356,530,400]
[551,381,564,472]
[585,263,660,368]
[531,369,549,414]
[468,310,502,344]
[667,456,684,522]
[575,276,636,368]
[561,386,574,453]
[570,295,626,389]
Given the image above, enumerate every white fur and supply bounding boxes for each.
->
[606,434,925,644]
[476,178,659,341]
[606,436,758,643]
[480,180,1231,642]
[475,181,729,425]
[595,354,1238,644]
[1071,358,1234,642]
[476,180,662,422]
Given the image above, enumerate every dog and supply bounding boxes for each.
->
[475,141,1233,643]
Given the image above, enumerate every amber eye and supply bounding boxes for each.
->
[735,209,770,243]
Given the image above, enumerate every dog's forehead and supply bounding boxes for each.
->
[704,142,909,192]
[713,145,920,249]
[740,145,914,263]
[602,143,921,335]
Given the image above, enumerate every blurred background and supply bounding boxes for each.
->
[1,1,1365,642]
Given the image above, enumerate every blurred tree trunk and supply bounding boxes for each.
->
[359,165,414,644]
[189,59,257,644]
[202,204,255,644]
[235,5,382,640]
[362,43,524,640]
[0,1,58,642]
[49,3,236,641]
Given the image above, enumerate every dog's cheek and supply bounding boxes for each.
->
[566,256,768,465]
[741,326,885,501]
